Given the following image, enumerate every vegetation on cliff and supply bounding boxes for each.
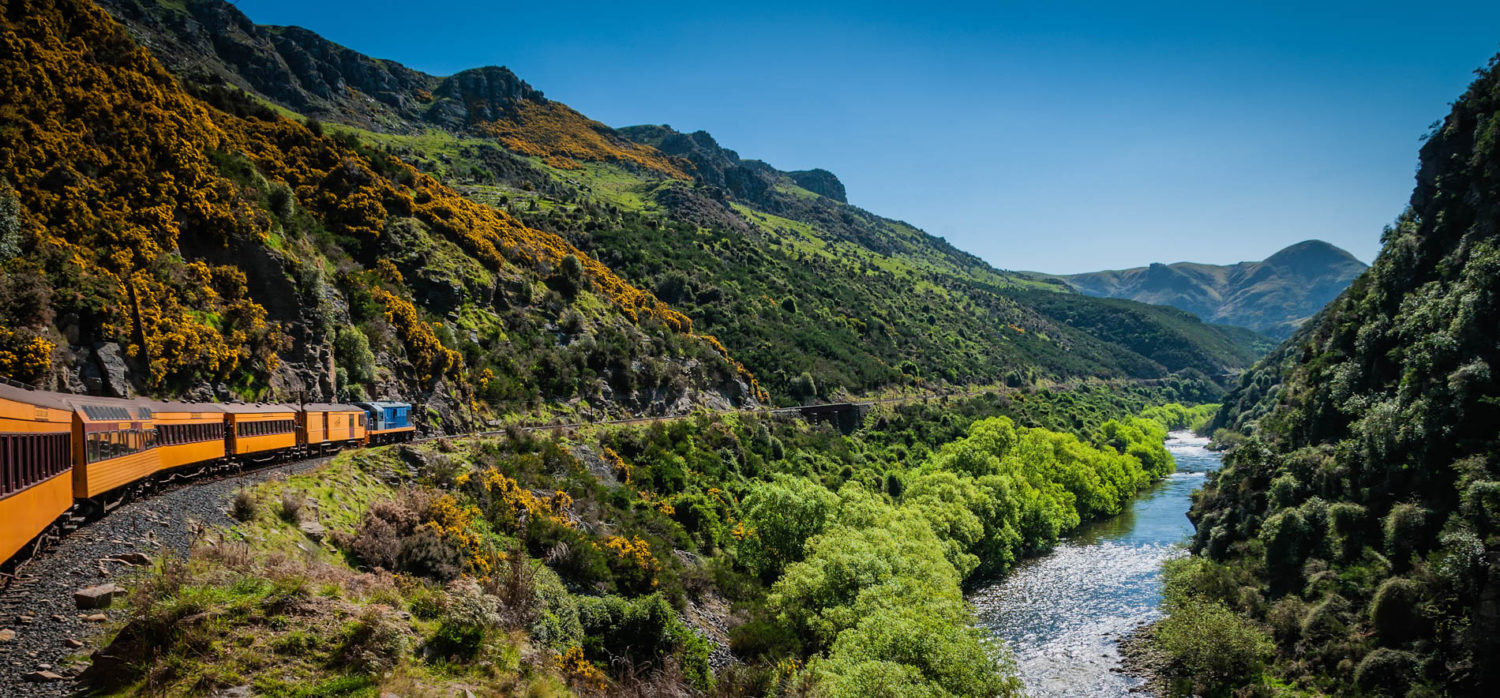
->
[0,0,758,427]
[88,0,1270,406]
[1153,53,1500,696]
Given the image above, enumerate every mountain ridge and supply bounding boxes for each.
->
[1045,239,1367,339]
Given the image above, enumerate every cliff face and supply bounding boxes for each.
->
[1186,54,1500,695]
[1061,240,1368,339]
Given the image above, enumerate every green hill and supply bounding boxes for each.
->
[0,0,761,432]
[1048,239,1367,339]
[1153,52,1500,696]
[85,0,1271,404]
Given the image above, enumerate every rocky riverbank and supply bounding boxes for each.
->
[1118,622,1173,696]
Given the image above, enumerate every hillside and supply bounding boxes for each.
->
[86,0,1271,404]
[0,0,761,432]
[1050,239,1367,339]
[1151,54,1500,695]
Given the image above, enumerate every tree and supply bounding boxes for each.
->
[738,475,839,579]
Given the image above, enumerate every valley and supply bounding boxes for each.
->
[2,0,1497,696]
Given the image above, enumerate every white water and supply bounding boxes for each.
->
[969,431,1221,697]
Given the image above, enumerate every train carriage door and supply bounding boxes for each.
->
[322,412,329,441]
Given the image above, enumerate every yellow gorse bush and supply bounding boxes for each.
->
[602,535,659,587]
[477,100,691,179]
[479,467,576,529]
[420,493,492,577]
[553,645,608,694]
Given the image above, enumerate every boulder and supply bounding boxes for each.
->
[0,628,15,642]
[23,670,65,683]
[74,584,124,610]
[91,343,132,398]
[297,520,326,542]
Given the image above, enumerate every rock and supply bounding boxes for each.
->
[297,520,326,542]
[22,670,65,683]
[83,614,108,623]
[0,629,14,643]
[216,686,253,698]
[92,343,132,398]
[64,639,84,649]
[74,584,124,610]
[107,552,152,566]
[51,614,67,623]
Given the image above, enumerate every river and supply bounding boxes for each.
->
[969,430,1223,697]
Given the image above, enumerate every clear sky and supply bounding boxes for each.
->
[235,1,1500,273]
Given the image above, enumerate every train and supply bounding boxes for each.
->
[0,383,415,568]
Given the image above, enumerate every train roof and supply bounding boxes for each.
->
[355,401,411,410]
[220,403,298,414]
[141,400,229,413]
[300,403,366,413]
[64,393,155,421]
[0,382,80,412]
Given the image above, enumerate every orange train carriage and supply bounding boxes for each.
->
[0,384,76,565]
[71,394,158,500]
[299,403,368,454]
[0,383,416,570]
[150,401,228,475]
[223,403,298,461]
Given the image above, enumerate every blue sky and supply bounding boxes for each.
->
[238,1,1500,273]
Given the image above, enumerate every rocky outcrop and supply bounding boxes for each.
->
[428,67,546,129]
[96,0,545,136]
[788,168,846,203]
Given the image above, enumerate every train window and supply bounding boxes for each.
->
[6,435,15,495]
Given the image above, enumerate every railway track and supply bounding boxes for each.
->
[0,378,1095,590]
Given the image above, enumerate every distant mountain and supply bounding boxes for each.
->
[1049,240,1367,339]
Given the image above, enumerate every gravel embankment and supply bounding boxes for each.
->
[0,456,332,696]
[1117,621,1171,696]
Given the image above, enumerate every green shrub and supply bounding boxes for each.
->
[1354,648,1416,695]
[1260,508,1310,588]
[1383,503,1428,569]
[1161,556,1239,608]
[1327,502,1366,562]
[1155,598,1273,692]
[737,475,838,579]
[576,593,712,690]
[338,608,409,674]
[1368,576,1423,644]
[807,605,1023,697]
[231,489,258,522]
